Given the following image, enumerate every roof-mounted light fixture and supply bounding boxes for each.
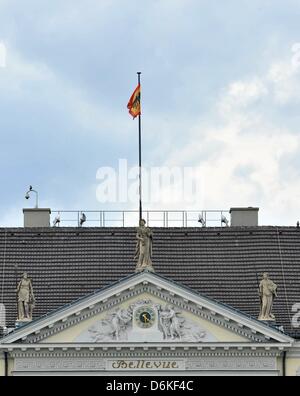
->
[79,212,86,227]
[53,212,61,227]
[25,185,39,208]
[198,214,206,227]
[221,215,229,227]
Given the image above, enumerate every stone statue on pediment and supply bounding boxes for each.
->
[16,272,35,322]
[134,219,154,272]
[258,273,277,321]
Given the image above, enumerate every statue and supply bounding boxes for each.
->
[134,219,154,272]
[86,307,132,342]
[159,305,182,340]
[158,304,207,341]
[110,308,132,341]
[258,273,277,321]
[16,272,35,321]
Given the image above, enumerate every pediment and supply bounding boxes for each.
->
[0,272,292,345]
[70,295,219,343]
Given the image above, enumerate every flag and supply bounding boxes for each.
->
[127,84,141,118]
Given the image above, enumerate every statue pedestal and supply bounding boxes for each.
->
[258,318,276,322]
[259,320,283,331]
[15,318,32,328]
[259,320,276,327]
[135,266,155,273]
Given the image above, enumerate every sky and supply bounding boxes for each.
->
[0,0,300,226]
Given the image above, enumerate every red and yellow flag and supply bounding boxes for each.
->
[127,84,141,119]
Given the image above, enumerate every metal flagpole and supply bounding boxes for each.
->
[137,72,142,222]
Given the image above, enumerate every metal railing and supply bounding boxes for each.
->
[50,210,230,228]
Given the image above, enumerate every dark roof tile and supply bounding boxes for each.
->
[0,226,299,338]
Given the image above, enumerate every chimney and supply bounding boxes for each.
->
[230,207,259,227]
[23,208,51,227]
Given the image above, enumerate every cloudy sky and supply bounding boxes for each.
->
[0,0,300,226]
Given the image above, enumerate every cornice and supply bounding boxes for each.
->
[0,342,290,357]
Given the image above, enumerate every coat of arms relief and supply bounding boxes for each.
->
[75,300,216,342]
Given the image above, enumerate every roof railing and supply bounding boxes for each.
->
[50,210,230,228]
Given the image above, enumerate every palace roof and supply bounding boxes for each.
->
[0,226,299,337]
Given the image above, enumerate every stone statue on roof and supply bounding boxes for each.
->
[134,219,154,272]
[258,273,277,321]
[16,272,35,322]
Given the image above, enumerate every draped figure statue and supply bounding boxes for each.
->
[258,273,277,321]
[134,219,154,272]
[16,272,35,321]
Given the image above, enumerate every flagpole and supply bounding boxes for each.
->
[137,72,142,222]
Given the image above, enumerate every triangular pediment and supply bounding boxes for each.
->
[0,272,293,345]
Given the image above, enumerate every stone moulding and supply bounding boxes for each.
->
[10,347,282,373]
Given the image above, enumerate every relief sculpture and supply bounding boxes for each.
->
[87,308,132,342]
[159,304,206,342]
[76,300,213,342]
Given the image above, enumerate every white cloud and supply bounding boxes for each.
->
[153,57,300,225]
[267,61,300,104]
[222,78,268,109]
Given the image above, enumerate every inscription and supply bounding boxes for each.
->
[108,359,185,370]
